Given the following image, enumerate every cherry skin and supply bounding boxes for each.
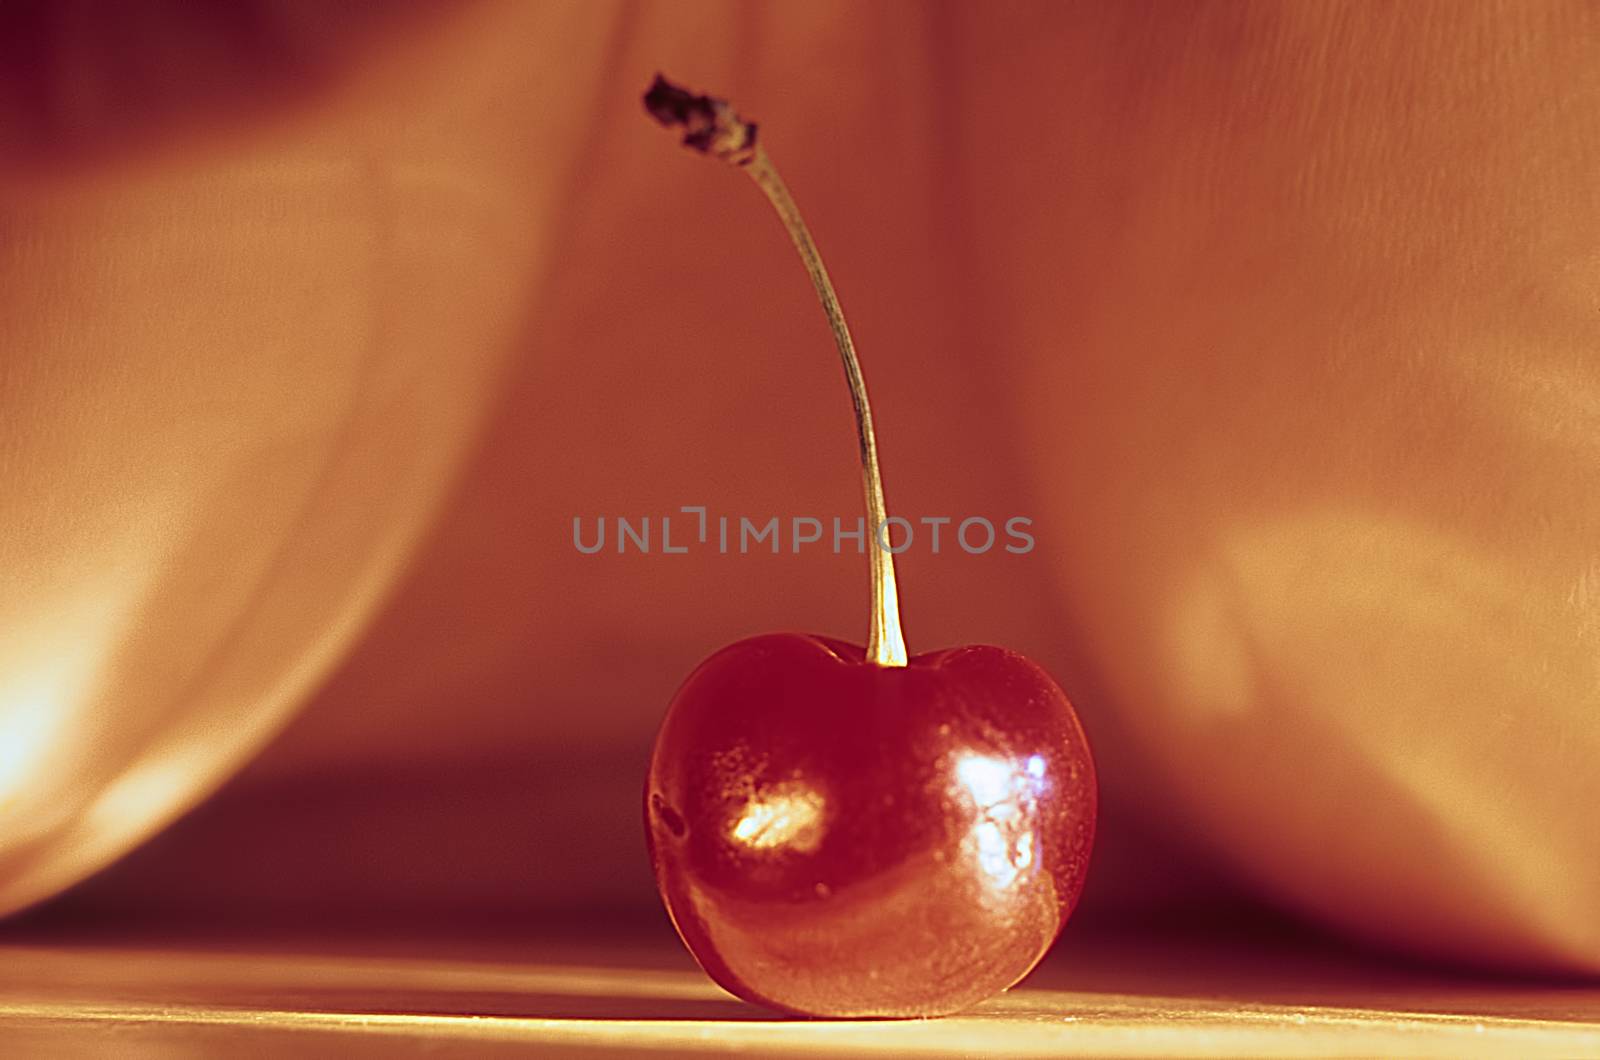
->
[646,632,1097,1018]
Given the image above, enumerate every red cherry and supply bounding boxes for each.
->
[643,76,1100,1016]
[647,632,1096,1017]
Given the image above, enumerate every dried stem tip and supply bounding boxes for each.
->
[644,74,758,165]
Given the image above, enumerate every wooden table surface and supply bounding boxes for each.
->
[1,919,1597,1057]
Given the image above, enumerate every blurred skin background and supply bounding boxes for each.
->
[2,0,1598,977]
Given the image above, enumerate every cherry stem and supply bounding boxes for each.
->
[645,74,908,667]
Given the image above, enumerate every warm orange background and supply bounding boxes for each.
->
[3,0,1598,977]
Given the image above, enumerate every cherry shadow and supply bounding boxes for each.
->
[233,987,787,1023]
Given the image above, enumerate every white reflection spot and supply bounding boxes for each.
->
[731,782,824,853]
[956,755,1014,807]
[956,753,1043,888]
